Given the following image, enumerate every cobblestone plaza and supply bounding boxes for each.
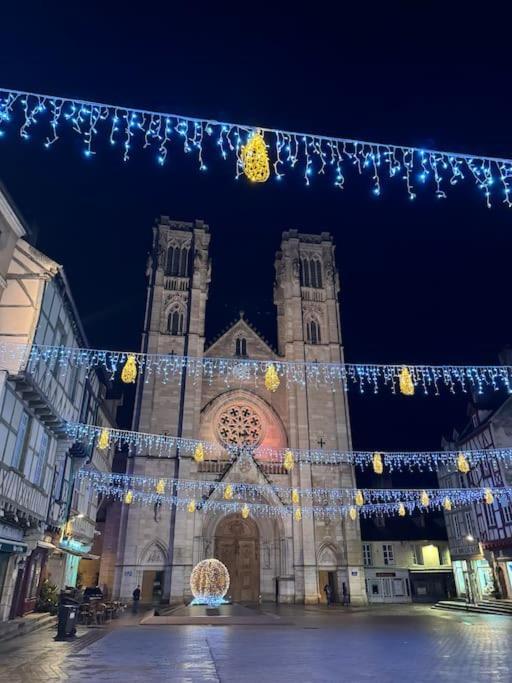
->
[0,605,511,682]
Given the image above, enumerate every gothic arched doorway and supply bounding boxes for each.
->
[215,515,260,602]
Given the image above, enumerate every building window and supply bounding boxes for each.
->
[300,258,323,288]
[383,544,394,565]
[166,245,189,277]
[168,310,184,336]
[52,323,67,376]
[412,544,424,565]
[464,511,474,536]
[12,411,29,470]
[33,432,49,488]
[484,502,497,528]
[362,543,372,566]
[502,504,512,525]
[306,319,321,345]
[453,514,462,538]
[235,337,247,357]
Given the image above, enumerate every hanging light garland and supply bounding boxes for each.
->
[65,421,512,473]
[75,468,512,510]
[82,479,512,520]
[5,339,512,397]
[2,87,512,207]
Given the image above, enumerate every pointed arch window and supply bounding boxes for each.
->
[300,258,322,288]
[166,245,189,276]
[235,337,247,357]
[306,319,321,345]
[168,309,184,336]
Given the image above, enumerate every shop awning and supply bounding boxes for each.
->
[0,537,27,553]
[81,553,100,560]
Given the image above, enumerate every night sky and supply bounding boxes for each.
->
[0,4,511,487]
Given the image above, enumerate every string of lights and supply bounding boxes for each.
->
[75,468,511,507]
[67,420,512,473]
[79,475,511,520]
[4,340,512,396]
[1,86,511,206]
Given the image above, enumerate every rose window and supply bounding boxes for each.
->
[216,405,263,447]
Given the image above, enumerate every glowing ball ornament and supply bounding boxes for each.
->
[190,558,230,607]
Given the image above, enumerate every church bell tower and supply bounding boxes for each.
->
[114,217,210,602]
[274,230,367,605]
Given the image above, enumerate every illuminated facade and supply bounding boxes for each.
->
[112,218,367,605]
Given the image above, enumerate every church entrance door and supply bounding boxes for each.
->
[214,515,260,602]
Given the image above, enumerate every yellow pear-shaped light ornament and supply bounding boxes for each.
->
[124,490,133,505]
[291,488,300,505]
[155,479,166,495]
[349,506,358,521]
[398,502,406,517]
[373,452,384,475]
[355,490,364,507]
[241,503,250,519]
[121,354,138,384]
[457,452,470,474]
[443,496,452,512]
[399,366,415,396]
[265,364,280,393]
[241,131,270,183]
[194,443,205,463]
[97,428,110,451]
[187,499,196,513]
[484,488,494,505]
[283,449,295,472]
[224,484,233,500]
[294,507,302,522]
[420,490,430,507]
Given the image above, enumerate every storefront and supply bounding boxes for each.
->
[451,558,494,602]
[0,523,28,621]
[483,540,512,599]
[409,570,454,602]
[365,569,410,603]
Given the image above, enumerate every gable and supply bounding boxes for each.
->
[205,318,276,361]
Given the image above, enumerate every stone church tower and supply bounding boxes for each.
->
[113,219,367,605]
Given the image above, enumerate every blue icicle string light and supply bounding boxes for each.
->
[3,340,512,397]
[76,470,512,520]
[66,420,512,472]
[1,87,512,206]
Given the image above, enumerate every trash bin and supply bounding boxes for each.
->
[55,595,79,640]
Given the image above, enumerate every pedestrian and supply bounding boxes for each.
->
[132,584,141,613]
[323,584,333,607]
[342,582,349,607]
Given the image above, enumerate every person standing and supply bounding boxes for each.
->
[342,582,349,607]
[324,584,333,607]
[132,585,141,613]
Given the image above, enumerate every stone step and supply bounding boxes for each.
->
[433,600,512,617]
[0,612,57,643]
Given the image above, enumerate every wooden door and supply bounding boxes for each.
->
[215,515,260,603]
[238,539,258,602]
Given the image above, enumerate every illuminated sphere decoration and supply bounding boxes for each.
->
[190,559,230,607]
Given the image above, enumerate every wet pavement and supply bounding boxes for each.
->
[0,604,511,682]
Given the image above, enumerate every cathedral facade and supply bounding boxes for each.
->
[111,218,367,605]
